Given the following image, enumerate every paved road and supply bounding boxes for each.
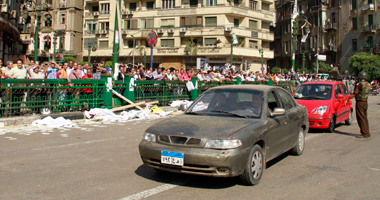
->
[1,96,380,200]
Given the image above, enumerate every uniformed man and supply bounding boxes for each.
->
[345,71,371,138]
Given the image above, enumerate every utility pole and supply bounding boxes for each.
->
[316,5,320,74]
[230,34,233,67]
[88,42,91,63]
[53,33,57,61]
[112,0,121,77]
[28,0,49,63]
[291,20,297,73]
[260,46,264,71]
[132,35,135,68]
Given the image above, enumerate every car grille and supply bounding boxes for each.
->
[158,135,202,145]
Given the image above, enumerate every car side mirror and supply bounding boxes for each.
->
[337,94,344,99]
[271,108,286,117]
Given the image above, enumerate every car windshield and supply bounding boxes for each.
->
[293,84,332,100]
[186,89,263,118]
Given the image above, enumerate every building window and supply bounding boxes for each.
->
[161,18,175,28]
[125,19,138,29]
[128,40,134,48]
[180,16,202,27]
[330,0,335,7]
[205,17,217,27]
[161,39,174,47]
[162,0,175,9]
[190,0,198,7]
[249,40,258,49]
[352,18,357,30]
[352,0,356,9]
[147,2,154,10]
[368,14,373,26]
[100,22,109,31]
[367,36,373,48]
[205,38,217,46]
[352,39,357,51]
[234,0,240,6]
[60,14,65,24]
[249,0,257,10]
[234,18,239,27]
[249,20,257,30]
[100,3,110,14]
[206,0,217,6]
[99,41,109,49]
[46,0,52,5]
[44,15,52,27]
[141,19,154,29]
[86,21,97,34]
[130,3,137,11]
[59,37,65,49]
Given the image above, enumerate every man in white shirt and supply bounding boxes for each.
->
[66,60,74,76]
[231,64,236,72]
[27,65,44,79]
[206,65,211,71]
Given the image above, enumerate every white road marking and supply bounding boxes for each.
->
[60,134,69,138]
[369,168,379,171]
[119,182,185,200]
[120,134,321,200]
[32,137,124,151]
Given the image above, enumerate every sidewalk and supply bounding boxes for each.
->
[0,106,178,127]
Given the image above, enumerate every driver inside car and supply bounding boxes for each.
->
[246,92,262,115]
[213,93,234,111]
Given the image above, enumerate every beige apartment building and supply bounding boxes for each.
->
[20,0,84,62]
[83,0,275,71]
[339,0,380,72]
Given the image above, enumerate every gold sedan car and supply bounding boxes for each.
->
[139,85,309,185]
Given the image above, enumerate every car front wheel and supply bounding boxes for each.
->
[291,127,305,156]
[327,115,335,133]
[240,144,264,186]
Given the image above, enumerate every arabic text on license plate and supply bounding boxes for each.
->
[161,151,184,166]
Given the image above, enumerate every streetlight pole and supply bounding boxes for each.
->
[53,33,57,61]
[260,46,264,72]
[132,35,135,68]
[291,15,310,74]
[230,33,234,67]
[88,42,91,63]
[27,0,50,63]
[112,0,121,78]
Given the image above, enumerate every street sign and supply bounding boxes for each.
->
[261,67,264,71]
[197,58,206,70]
[146,31,157,48]
[318,55,326,61]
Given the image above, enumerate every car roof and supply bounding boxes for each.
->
[301,81,343,85]
[209,85,280,92]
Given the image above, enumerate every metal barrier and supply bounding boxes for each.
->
[0,79,105,117]
[0,77,292,117]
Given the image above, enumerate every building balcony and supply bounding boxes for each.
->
[276,0,294,8]
[324,22,337,31]
[361,46,374,53]
[361,4,374,12]
[262,0,274,4]
[362,25,376,33]
[324,44,337,52]
[41,26,53,33]
[56,49,76,56]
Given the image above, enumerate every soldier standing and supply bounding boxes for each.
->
[345,71,371,138]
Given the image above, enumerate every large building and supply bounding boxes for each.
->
[83,0,276,71]
[339,0,380,72]
[0,0,25,63]
[274,0,337,73]
[20,0,84,63]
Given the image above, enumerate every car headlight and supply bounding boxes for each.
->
[143,132,156,142]
[205,139,242,149]
[313,106,328,115]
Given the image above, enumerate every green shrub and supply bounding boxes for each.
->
[62,56,76,63]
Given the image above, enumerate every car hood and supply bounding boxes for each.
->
[295,99,331,114]
[146,114,259,139]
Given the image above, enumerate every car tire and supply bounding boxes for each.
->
[240,144,264,186]
[327,115,335,133]
[291,127,305,156]
[345,110,352,125]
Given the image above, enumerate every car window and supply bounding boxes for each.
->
[334,84,342,99]
[341,84,349,96]
[268,91,281,112]
[277,89,295,111]
[293,84,332,100]
[186,89,263,118]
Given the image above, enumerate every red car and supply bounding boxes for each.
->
[292,81,353,132]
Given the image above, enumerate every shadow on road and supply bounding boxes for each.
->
[135,164,238,189]
[334,130,358,137]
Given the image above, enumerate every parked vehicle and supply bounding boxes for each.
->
[292,81,353,132]
[139,85,309,185]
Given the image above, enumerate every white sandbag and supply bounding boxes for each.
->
[32,116,76,128]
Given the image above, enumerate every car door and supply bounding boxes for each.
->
[265,90,289,160]
[340,83,351,121]
[333,84,345,123]
[276,89,300,151]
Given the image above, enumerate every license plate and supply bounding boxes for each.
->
[161,151,184,166]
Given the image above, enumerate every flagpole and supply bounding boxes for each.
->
[112,0,120,79]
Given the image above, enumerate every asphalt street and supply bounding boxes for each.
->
[1,96,380,200]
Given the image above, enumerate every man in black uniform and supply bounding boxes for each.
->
[345,71,371,138]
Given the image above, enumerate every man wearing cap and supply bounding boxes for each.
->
[345,71,371,138]
[27,65,44,79]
